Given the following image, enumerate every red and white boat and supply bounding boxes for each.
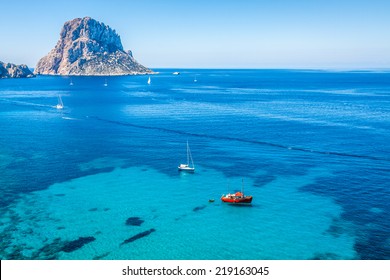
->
[221,179,252,204]
[221,192,253,204]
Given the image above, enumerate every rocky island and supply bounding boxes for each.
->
[34,17,153,76]
[0,61,35,78]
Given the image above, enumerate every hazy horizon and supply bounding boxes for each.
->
[1,0,389,69]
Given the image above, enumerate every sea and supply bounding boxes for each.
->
[0,69,389,260]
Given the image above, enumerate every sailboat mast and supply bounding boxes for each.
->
[186,141,190,165]
[186,141,195,168]
[190,149,194,168]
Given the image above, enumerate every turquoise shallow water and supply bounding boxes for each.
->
[1,164,355,259]
[0,69,389,259]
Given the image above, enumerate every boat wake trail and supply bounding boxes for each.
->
[88,116,389,163]
[0,99,54,109]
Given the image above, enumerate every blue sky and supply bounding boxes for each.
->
[1,0,389,69]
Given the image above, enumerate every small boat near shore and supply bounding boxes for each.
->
[221,179,252,204]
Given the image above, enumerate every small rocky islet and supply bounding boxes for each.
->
[0,61,34,78]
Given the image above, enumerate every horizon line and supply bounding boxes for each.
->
[27,66,390,72]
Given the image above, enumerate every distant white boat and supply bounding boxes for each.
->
[104,79,108,87]
[178,141,195,172]
[69,79,73,86]
[147,76,151,85]
[194,76,197,82]
[56,95,64,110]
[173,72,180,75]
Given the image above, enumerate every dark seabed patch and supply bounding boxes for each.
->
[311,252,341,260]
[88,208,98,212]
[31,238,63,259]
[25,236,96,259]
[302,171,390,259]
[121,229,156,245]
[253,174,275,188]
[174,213,187,221]
[61,236,96,253]
[193,205,206,212]
[354,228,390,259]
[93,252,111,260]
[126,217,144,226]
[325,217,354,238]
[54,194,65,197]
[7,246,30,260]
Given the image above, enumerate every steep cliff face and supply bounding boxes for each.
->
[34,17,152,75]
[0,61,35,78]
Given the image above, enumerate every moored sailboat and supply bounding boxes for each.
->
[55,95,64,110]
[178,141,195,172]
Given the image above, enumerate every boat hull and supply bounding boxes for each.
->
[221,195,252,204]
[178,166,195,172]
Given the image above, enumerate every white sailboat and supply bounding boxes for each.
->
[178,141,195,172]
[69,79,73,86]
[104,79,108,87]
[147,76,151,85]
[55,95,64,110]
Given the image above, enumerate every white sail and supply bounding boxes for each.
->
[56,95,64,109]
[178,141,195,172]
[187,141,194,169]
[147,76,151,85]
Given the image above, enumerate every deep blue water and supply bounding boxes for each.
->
[0,69,389,259]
